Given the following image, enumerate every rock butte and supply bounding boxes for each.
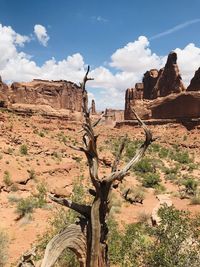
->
[0,78,83,120]
[125,51,200,122]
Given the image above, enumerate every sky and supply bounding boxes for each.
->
[0,0,200,110]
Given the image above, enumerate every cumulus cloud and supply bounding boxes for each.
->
[34,24,49,46]
[0,23,200,110]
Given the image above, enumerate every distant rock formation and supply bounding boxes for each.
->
[153,51,186,97]
[124,85,150,120]
[143,69,159,99]
[150,92,200,119]
[0,76,10,107]
[187,67,200,91]
[0,79,83,113]
[91,99,96,114]
[104,108,124,124]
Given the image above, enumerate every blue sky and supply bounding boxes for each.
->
[0,0,200,110]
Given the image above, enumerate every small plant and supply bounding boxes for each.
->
[7,147,13,155]
[35,183,47,208]
[172,151,192,164]
[142,173,161,188]
[38,131,45,137]
[16,197,37,218]
[133,157,154,174]
[0,229,8,266]
[20,144,28,155]
[3,171,12,186]
[137,211,151,223]
[182,178,198,195]
[27,169,36,180]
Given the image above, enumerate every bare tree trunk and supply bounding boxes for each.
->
[41,66,153,267]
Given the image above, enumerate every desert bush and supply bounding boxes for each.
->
[146,206,200,267]
[3,171,12,186]
[142,173,161,188]
[20,144,28,155]
[133,157,154,174]
[172,150,192,164]
[182,177,198,195]
[0,229,8,266]
[35,183,47,208]
[16,197,37,218]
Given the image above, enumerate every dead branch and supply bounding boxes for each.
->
[111,135,127,172]
[104,108,153,184]
[41,224,87,267]
[49,194,91,218]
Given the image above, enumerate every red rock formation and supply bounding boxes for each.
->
[8,79,83,112]
[0,76,10,107]
[104,109,124,125]
[143,69,159,99]
[153,51,186,97]
[124,85,150,120]
[91,99,96,114]
[150,92,200,119]
[187,67,200,91]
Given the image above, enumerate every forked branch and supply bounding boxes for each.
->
[104,108,153,183]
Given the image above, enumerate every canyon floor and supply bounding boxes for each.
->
[0,110,199,266]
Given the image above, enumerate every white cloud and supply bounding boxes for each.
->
[34,24,49,46]
[0,23,200,110]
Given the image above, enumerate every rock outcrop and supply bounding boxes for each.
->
[143,69,159,99]
[187,67,200,91]
[150,92,200,119]
[9,79,83,112]
[0,76,10,107]
[91,99,96,114]
[153,51,186,97]
[104,108,124,125]
[124,87,150,120]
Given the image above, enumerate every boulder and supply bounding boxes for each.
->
[187,67,200,91]
[150,92,200,119]
[153,51,186,97]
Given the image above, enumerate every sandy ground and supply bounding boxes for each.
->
[0,111,199,265]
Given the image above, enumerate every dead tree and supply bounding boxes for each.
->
[41,66,153,267]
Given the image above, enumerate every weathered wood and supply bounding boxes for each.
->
[41,224,87,267]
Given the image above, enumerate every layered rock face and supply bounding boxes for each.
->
[0,76,10,107]
[150,92,200,119]
[5,79,83,112]
[124,87,150,120]
[153,52,186,97]
[187,68,200,91]
[143,69,159,99]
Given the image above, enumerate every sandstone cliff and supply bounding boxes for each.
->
[0,76,10,107]
[150,92,200,119]
[9,79,83,112]
[187,67,200,91]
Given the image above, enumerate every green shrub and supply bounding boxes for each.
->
[0,229,8,266]
[133,157,154,174]
[3,171,12,186]
[16,197,37,218]
[172,151,192,164]
[35,183,47,208]
[182,178,198,195]
[142,173,161,188]
[20,144,28,155]
[158,147,170,158]
[146,206,200,267]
